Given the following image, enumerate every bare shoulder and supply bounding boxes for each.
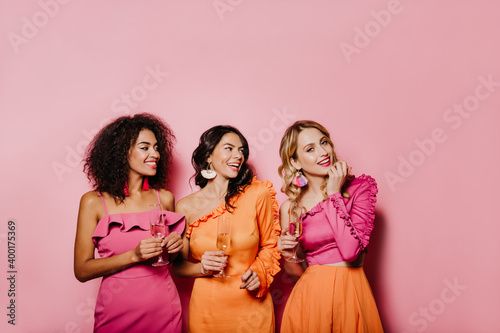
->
[279,199,292,230]
[176,191,203,224]
[279,199,292,215]
[79,191,101,209]
[78,191,104,223]
[158,189,175,210]
[176,192,197,214]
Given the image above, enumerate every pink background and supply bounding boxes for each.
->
[1,1,499,332]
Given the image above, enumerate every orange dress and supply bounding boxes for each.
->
[185,179,281,333]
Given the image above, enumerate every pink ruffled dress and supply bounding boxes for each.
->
[281,175,384,332]
[92,190,185,333]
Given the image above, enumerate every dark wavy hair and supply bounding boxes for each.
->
[191,125,254,211]
[83,113,175,202]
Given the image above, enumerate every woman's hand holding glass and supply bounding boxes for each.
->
[277,202,304,262]
[214,216,231,277]
[149,204,170,266]
[161,232,183,254]
[200,251,227,276]
[132,238,165,263]
[278,232,300,261]
[199,216,231,277]
[130,228,182,265]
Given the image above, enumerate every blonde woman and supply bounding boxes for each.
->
[277,120,383,332]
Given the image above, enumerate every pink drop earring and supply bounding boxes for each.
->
[124,177,150,196]
[142,177,150,191]
[293,170,308,187]
[124,180,130,196]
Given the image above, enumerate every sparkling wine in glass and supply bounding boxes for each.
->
[286,202,304,263]
[214,216,231,277]
[149,204,169,266]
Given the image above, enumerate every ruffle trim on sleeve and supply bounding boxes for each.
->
[250,180,281,297]
[329,195,367,249]
[262,180,282,284]
[333,174,377,250]
[356,174,378,248]
[301,174,378,250]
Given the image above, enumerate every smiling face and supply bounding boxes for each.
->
[208,132,245,179]
[291,127,335,178]
[128,129,159,178]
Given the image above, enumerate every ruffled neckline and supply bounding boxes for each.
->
[186,177,275,238]
[184,178,255,238]
[92,210,185,244]
[185,201,230,239]
[302,174,375,219]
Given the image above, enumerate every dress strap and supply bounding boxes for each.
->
[156,189,162,208]
[95,191,109,216]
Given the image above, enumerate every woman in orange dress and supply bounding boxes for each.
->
[172,125,281,332]
[277,120,383,332]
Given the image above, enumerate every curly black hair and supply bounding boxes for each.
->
[191,125,254,211]
[83,113,175,202]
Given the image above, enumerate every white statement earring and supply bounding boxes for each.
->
[201,162,217,179]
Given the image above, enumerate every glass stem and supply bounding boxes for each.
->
[291,245,298,259]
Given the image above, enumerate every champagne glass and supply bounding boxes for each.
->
[214,216,231,277]
[149,204,169,266]
[286,202,304,263]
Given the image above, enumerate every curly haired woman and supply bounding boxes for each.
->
[74,113,185,333]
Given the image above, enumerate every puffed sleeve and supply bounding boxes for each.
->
[323,175,377,262]
[249,181,281,297]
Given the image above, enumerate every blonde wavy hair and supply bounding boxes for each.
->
[278,120,352,206]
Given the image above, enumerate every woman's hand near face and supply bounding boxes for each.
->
[326,160,351,195]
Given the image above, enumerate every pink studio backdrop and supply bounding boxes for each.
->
[1,1,499,332]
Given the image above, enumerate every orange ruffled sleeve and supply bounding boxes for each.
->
[249,180,282,297]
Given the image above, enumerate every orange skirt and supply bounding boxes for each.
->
[281,265,383,333]
[189,275,274,333]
